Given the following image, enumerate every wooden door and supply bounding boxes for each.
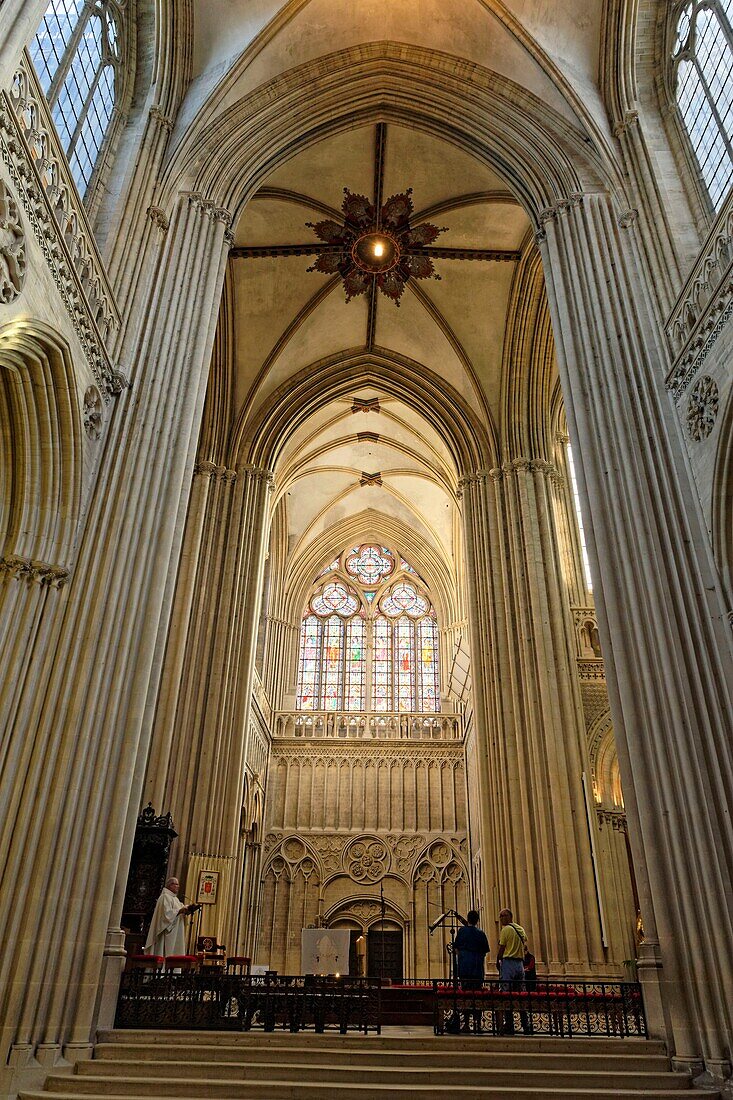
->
[367,929,403,981]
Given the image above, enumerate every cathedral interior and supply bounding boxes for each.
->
[0,0,732,1096]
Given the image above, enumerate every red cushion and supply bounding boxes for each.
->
[129,954,164,963]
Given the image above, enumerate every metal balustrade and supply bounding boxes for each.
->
[115,971,381,1033]
[433,978,646,1038]
[273,710,463,740]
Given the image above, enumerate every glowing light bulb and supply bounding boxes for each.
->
[373,241,384,258]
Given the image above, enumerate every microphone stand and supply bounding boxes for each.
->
[428,909,465,987]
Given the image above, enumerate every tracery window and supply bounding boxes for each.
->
[296,545,440,712]
[30,0,126,197]
[671,0,733,210]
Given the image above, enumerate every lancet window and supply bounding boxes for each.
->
[670,0,733,210]
[567,443,593,593]
[296,545,440,712]
[30,0,126,196]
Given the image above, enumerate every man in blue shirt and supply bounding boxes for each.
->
[452,910,489,1032]
[454,909,489,987]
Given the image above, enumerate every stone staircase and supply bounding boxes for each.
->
[19,1029,721,1099]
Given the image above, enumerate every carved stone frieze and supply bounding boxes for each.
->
[1,62,123,399]
[83,385,102,440]
[577,658,606,681]
[270,742,464,763]
[686,375,719,441]
[666,188,733,396]
[0,179,26,301]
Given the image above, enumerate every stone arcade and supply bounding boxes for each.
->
[0,1,732,1097]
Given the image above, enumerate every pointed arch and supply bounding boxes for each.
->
[0,320,82,575]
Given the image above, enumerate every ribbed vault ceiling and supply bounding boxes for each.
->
[219,116,554,600]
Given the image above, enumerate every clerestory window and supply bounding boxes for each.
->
[29,0,125,197]
[297,545,440,713]
[671,0,733,210]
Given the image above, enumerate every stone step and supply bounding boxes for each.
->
[96,1028,666,1055]
[71,1061,692,1090]
[92,1040,671,1070]
[18,1087,720,1100]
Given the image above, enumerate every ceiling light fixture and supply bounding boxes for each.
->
[306,188,446,304]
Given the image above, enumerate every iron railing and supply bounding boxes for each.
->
[115,971,381,1034]
[433,979,646,1038]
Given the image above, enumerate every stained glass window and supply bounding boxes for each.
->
[296,556,440,714]
[345,544,394,584]
[296,615,322,711]
[345,617,366,710]
[373,616,392,712]
[30,0,125,197]
[671,1,733,210]
[311,581,359,617]
[380,582,429,618]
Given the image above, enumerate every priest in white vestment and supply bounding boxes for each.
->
[144,877,198,957]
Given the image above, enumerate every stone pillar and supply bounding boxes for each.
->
[0,2,47,89]
[540,191,733,1076]
[146,461,273,950]
[462,459,613,976]
[0,191,230,1073]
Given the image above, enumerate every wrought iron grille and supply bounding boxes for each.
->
[115,971,381,1034]
[433,979,646,1038]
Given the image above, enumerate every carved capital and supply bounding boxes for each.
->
[147,205,169,232]
[613,110,639,138]
[148,106,173,133]
[194,460,237,481]
[457,469,492,496]
[241,463,275,491]
[0,555,69,588]
[539,192,585,225]
[618,208,639,229]
[186,192,233,228]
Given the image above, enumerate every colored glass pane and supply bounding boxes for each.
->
[381,582,428,618]
[345,617,366,710]
[318,558,340,576]
[312,581,359,617]
[296,615,321,710]
[346,544,394,585]
[395,616,415,711]
[321,616,343,710]
[417,617,440,712]
[372,616,392,711]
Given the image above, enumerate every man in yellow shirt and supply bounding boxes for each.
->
[495,907,531,1035]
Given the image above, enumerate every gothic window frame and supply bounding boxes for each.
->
[296,545,440,713]
[665,0,733,218]
[29,0,132,205]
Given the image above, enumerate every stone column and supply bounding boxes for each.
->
[540,191,733,1078]
[0,2,47,89]
[462,459,613,977]
[0,191,230,1074]
[146,461,273,950]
